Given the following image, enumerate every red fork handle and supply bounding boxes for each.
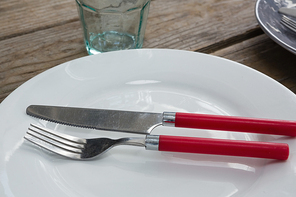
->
[170,112,296,136]
[155,135,289,160]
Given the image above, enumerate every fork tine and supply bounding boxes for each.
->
[24,133,82,159]
[28,124,85,149]
[281,16,296,33]
[26,127,83,153]
[284,18,296,29]
[30,123,86,144]
[25,124,87,159]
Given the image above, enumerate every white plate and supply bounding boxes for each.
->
[255,0,296,54]
[1,49,296,197]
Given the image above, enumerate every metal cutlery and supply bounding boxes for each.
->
[279,7,296,18]
[24,124,289,160]
[281,15,296,33]
[27,105,296,136]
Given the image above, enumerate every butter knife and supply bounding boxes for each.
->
[26,105,296,136]
[279,7,296,17]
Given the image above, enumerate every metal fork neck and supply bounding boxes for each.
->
[117,138,146,147]
[117,136,160,150]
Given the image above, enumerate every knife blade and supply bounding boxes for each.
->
[279,7,296,17]
[26,105,296,136]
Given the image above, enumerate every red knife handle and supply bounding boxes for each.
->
[155,135,289,160]
[164,112,296,136]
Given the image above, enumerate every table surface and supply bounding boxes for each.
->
[1,0,296,103]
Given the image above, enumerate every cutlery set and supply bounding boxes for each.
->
[279,7,296,33]
[25,105,296,160]
[22,7,296,162]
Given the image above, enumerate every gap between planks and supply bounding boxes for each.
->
[195,28,264,54]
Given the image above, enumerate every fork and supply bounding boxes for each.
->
[281,15,296,33]
[24,123,289,160]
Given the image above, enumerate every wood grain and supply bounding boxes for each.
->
[1,0,296,103]
[0,21,86,101]
[145,0,259,51]
[0,0,78,40]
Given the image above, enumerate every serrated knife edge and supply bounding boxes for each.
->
[26,105,164,134]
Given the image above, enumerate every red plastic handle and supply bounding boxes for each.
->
[175,112,296,136]
[158,135,289,160]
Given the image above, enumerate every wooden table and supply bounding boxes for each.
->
[1,0,296,103]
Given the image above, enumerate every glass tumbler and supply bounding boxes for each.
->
[75,0,151,55]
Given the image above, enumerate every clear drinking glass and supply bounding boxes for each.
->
[75,0,151,55]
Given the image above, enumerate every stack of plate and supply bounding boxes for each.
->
[256,0,296,54]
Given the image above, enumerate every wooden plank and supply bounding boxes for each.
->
[0,0,279,103]
[2,0,259,50]
[0,21,86,102]
[212,34,296,93]
[0,0,78,40]
[145,0,259,51]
